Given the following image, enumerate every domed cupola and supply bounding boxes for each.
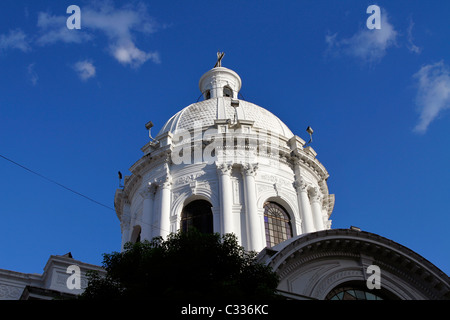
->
[199,52,242,99]
[114,53,335,253]
[156,52,294,139]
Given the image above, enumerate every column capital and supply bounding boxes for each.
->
[139,182,157,199]
[161,179,172,189]
[154,175,172,189]
[309,187,323,204]
[216,162,233,175]
[293,178,309,192]
[241,163,258,177]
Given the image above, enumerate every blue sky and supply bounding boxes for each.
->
[0,0,449,276]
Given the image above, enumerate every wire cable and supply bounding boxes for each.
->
[0,153,115,211]
[1,153,174,237]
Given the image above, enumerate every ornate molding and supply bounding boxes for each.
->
[172,190,185,203]
[264,229,450,300]
[290,150,330,182]
[0,284,22,299]
[232,178,240,204]
[257,184,272,194]
[313,268,364,298]
[324,194,335,217]
[260,174,292,188]
[174,172,206,186]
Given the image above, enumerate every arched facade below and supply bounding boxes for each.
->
[257,229,450,300]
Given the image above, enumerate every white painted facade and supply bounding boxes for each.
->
[114,65,335,252]
[257,229,450,300]
[0,253,104,300]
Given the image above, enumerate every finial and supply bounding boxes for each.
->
[214,51,225,68]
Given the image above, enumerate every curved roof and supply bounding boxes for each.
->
[156,97,294,139]
[257,228,450,300]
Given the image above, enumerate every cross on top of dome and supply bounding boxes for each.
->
[214,51,225,68]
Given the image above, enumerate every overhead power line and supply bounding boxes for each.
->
[0,153,115,212]
[0,153,174,236]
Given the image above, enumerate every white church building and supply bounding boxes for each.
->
[114,55,334,254]
[1,55,449,300]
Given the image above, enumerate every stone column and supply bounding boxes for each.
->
[292,157,315,234]
[241,163,264,252]
[159,178,172,240]
[310,187,325,231]
[139,182,156,241]
[217,162,234,235]
[294,179,315,234]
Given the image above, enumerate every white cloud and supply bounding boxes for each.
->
[74,60,96,81]
[36,2,160,67]
[413,61,450,133]
[0,29,31,52]
[36,12,91,45]
[325,11,397,64]
[111,40,160,67]
[27,63,39,86]
[406,19,421,54]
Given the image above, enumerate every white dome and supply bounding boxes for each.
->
[116,59,335,255]
[156,97,294,139]
[157,65,294,139]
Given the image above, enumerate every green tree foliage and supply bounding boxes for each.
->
[80,230,281,300]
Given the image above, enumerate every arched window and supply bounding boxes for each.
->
[263,202,293,247]
[223,86,233,97]
[325,282,397,300]
[205,90,211,100]
[181,200,213,234]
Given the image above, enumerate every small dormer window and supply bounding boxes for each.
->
[223,86,232,97]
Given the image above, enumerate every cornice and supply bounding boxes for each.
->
[264,229,450,299]
[290,150,330,183]
[121,149,171,204]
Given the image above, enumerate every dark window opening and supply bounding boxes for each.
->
[223,86,232,97]
[181,200,213,234]
[325,281,398,300]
